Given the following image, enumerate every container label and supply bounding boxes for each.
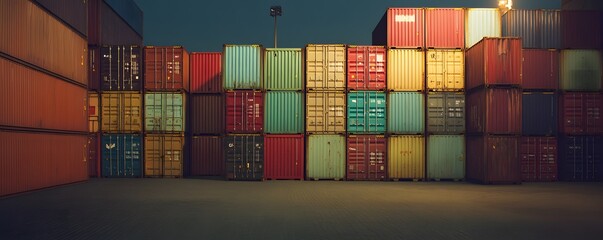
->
[395,15,415,23]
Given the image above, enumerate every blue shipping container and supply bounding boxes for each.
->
[502,9,560,49]
[101,134,142,177]
[522,92,558,136]
[347,91,387,133]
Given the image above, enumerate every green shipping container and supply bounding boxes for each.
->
[560,50,602,91]
[388,92,425,134]
[306,135,345,180]
[347,91,386,133]
[144,92,186,132]
[264,48,303,90]
[223,45,262,90]
[265,91,304,133]
[427,135,465,180]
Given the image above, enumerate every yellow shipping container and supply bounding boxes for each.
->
[101,91,142,132]
[426,49,465,91]
[306,91,346,133]
[388,135,425,179]
[306,44,346,91]
[88,92,99,132]
[388,49,425,91]
[144,133,184,178]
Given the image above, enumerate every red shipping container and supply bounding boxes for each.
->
[561,10,602,49]
[522,49,559,90]
[466,135,521,184]
[191,52,222,93]
[372,8,425,48]
[190,136,223,176]
[466,38,522,90]
[190,94,225,135]
[0,130,88,197]
[560,92,603,135]
[347,46,386,90]
[467,88,522,135]
[346,135,387,181]
[88,0,143,46]
[520,137,558,182]
[144,46,190,92]
[264,135,305,180]
[226,91,264,133]
[87,133,101,178]
[425,8,464,49]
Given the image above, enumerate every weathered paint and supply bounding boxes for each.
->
[560,50,602,91]
[387,49,424,91]
[346,135,387,180]
[425,8,464,49]
[144,133,184,178]
[101,134,142,178]
[466,135,521,184]
[264,48,303,91]
[427,92,465,134]
[427,135,465,180]
[520,137,558,182]
[306,91,346,133]
[466,88,522,135]
[465,8,501,49]
[388,135,425,180]
[101,92,142,133]
[265,91,304,134]
[388,92,424,134]
[347,46,387,90]
[224,135,264,181]
[465,38,522,90]
[426,49,464,91]
[522,49,559,90]
[347,91,386,134]
[264,135,305,180]
[306,135,346,180]
[502,9,561,49]
[223,45,262,90]
[144,92,186,133]
[306,44,346,91]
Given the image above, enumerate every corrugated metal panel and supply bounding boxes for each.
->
[467,88,522,135]
[427,135,465,180]
[306,44,346,91]
[306,135,345,180]
[103,0,143,37]
[190,94,224,135]
[190,136,223,176]
[425,8,464,49]
[223,45,262,90]
[522,92,558,136]
[522,49,559,90]
[388,92,424,134]
[347,46,387,90]
[426,49,464,91]
[540,10,561,49]
[224,134,264,180]
[465,8,501,49]
[306,91,346,133]
[560,50,602,91]
[88,46,101,91]
[465,38,522,90]
[1,0,88,86]
[387,49,424,91]
[466,135,521,184]
[346,135,387,180]
[33,0,88,37]
[101,134,142,177]
[265,91,304,134]
[520,137,558,182]
[264,135,305,180]
[88,0,143,46]
[427,92,465,134]
[226,91,264,133]
[144,92,186,133]
[264,48,303,91]
[561,10,602,49]
[347,91,386,134]
[372,8,425,48]
[100,91,142,133]
[144,46,190,92]
[190,52,222,93]
[144,134,184,178]
[0,130,88,197]
[89,92,99,133]
[87,133,100,177]
[100,45,142,91]
[388,135,425,180]
[559,136,603,181]
[502,10,540,49]
[560,93,603,135]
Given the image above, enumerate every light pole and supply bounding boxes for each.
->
[270,6,282,48]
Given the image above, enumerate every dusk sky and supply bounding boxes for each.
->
[134,0,561,52]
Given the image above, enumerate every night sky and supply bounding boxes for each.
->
[134,0,561,52]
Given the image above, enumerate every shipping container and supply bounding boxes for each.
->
[306,135,345,180]
[144,46,190,92]
[425,8,464,49]
[522,49,559,90]
[226,91,264,133]
[88,0,143,46]
[33,0,88,37]
[306,91,346,133]
[561,10,602,49]
[225,135,264,181]
[347,46,386,90]
[560,50,602,91]
[388,92,424,134]
[306,44,346,91]
[520,137,558,182]
[190,136,224,176]
[347,91,386,134]
[1,0,88,86]
[265,91,304,134]
[467,88,522,135]
[0,57,88,133]
[372,8,425,48]
[100,45,142,91]
[145,92,186,133]
[465,8,501,49]
[102,0,144,37]
[101,134,142,177]
[466,135,521,184]
[559,136,602,181]
[190,52,222,93]
[264,48,303,91]
[502,9,561,49]
[89,92,100,133]
[387,49,424,91]
[426,49,464,91]
[427,92,465,134]
[522,92,558,136]
[346,135,387,180]
[223,45,262,90]
[100,92,142,132]
[559,92,603,135]
[388,135,425,180]
[264,135,305,180]
[189,94,224,135]
[89,46,101,91]
[144,133,184,178]
[540,10,561,49]
[465,38,522,90]
[0,130,88,197]
[427,135,465,180]
[87,133,101,178]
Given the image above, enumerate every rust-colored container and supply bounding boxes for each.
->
[225,91,263,133]
[372,8,425,48]
[347,46,386,90]
[0,130,88,197]
[88,0,143,46]
[522,49,559,90]
[264,134,305,180]
[559,92,603,135]
[33,0,88,37]
[466,135,521,184]
[467,88,522,135]
[190,52,222,93]
[465,38,522,90]
[190,136,223,176]
[346,135,387,181]
[144,46,190,92]
[87,133,101,178]
[144,133,184,178]
[520,137,557,182]
[190,94,225,135]
[425,8,465,49]
[561,10,602,49]
[0,57,88,133]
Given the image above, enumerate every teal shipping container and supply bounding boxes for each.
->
[347,91,387,133]
[101,134,142,178]
[264,48,303,90]
[144,92,186,132]
[560,50,602,91]
[223,45,262,90]
[388,92,425,134]
[306,135,346,180]
[427,135,465,180]
[265,91,304,133]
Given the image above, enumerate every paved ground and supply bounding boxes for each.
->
[1,179,602,240]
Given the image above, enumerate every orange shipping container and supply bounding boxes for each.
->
[144,134,184,178]
[144,46,190,92]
